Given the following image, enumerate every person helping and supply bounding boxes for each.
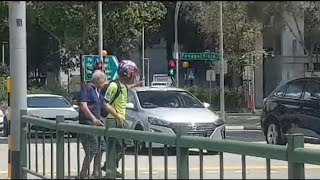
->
[101,60,139,178]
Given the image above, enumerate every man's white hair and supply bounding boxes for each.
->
[91,70,106,83]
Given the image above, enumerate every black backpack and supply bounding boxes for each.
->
[100,80,128,118]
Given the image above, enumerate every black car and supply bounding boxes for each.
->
[261,77,320,145]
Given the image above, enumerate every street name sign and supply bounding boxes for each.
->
[179,52,220,61]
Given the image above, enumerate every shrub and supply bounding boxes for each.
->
[185,86,247,113]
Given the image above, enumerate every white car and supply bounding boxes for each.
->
[125,86,225,148]
[2,94,78,137]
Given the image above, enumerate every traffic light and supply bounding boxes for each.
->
[168,60,176,77]
[102,50,108,57]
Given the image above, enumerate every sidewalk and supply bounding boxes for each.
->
[225,113,261,130]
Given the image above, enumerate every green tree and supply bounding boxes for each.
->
[181,1,265,74]
[102,1,167,58]
[0,2,8,36]
[29,1,167,62]
[261,1,320,75]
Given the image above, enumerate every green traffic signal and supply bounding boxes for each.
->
[168,68,176,77]
[168,59,177,77]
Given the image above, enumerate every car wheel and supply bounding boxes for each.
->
[265,120,285,145]
[3,117,8,137]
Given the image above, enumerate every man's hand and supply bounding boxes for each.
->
[135,80,143,87]
[115,115,125,128]
[128,80,143,89]
[92,118,104,126]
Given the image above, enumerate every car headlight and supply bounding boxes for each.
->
[148,117,171,127]
[213,118,224,126]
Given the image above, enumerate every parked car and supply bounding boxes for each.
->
[125,86,225,149]
[2,94,79,137]
[0,109,4,133]
[261,77,320,145]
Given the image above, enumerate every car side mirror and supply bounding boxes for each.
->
[203,102,211,109]
[72,105,79,109]
[126,103,136,110]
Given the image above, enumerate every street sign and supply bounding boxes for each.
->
[213,61,228,74]
[153,73,173,86]
[186,68,195,80]
[206,70,216,81]
[104,55,119,81]
[83,55,119,82]
[179,52,220,61]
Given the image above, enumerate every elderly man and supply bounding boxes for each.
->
[78,70,120,178]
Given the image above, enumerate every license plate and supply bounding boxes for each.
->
[190,133,205,137]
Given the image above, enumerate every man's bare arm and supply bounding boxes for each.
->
[128,80,142,89]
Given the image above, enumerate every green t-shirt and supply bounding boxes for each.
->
[105,81,128,120]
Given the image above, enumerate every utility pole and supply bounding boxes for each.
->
[98,1,103,63]
[219,1,225,122]
[251,55,256,113]
[142,26,145,86]
[8,1,28,179]
[174,1,181,87]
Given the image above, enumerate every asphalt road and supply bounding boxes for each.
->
[1,129,320,179]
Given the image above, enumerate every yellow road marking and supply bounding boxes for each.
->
[1,165,320,175]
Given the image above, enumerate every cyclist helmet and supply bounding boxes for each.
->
[117,60,138,81]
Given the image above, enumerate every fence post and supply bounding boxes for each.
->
[287,133,305,179]
[19,110,27,179]
[56,116,65,179]
[105,121,117,179]
[176,126,189,179]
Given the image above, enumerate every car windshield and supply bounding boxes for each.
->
[137,91,205,108]
[27,96,71,108]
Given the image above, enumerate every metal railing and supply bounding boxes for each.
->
[19,111,320,179]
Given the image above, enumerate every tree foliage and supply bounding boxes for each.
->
[102,1,167,58]
[0,1,8,35]
[28,1,167,65]
[181,1,265,73]
[260,1,320,73]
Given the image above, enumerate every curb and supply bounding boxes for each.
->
[226,113,261,117]
[226,125,262,130]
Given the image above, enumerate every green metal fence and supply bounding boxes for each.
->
[19,111,320,179]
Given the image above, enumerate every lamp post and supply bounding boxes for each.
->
[143,58,150,86]
[98,1,103,63]
[142,25,145,86]
[219,1,225,122]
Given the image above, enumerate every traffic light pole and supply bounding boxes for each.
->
[8,2,28,179]
[98,1,103,63]
[142,25,145,86]
[219,1,225,122]
[174,1,181,87]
